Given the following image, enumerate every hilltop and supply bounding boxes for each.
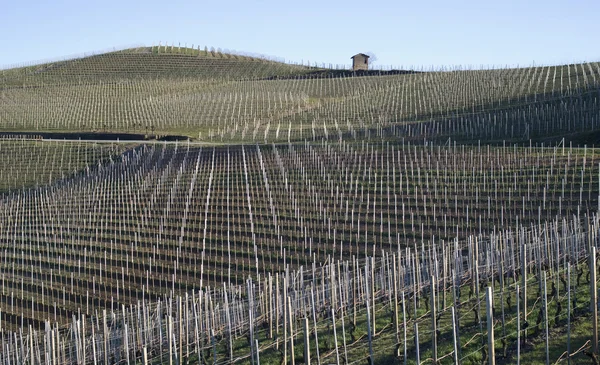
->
[0,46,314,84]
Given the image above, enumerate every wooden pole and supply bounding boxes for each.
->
[178,297,183,365]
[543,271,549,365]
[332,308,340,365]
[211,329,217,365]
[303,317,310,365]
[451,306,459,365]
[124,323,130,365]
[255,340,260,365]
[340,304,348,364]
[393,255,400,349]
[29,325,34,365]
[276,274,280,349]
[370,257,376,335]
[168,315,173,365]
[269,274,273,339]
[248,281,255,365]
[431,275,437,364]
[486,287,495,365]
[521,243,528,341]
[311,287,321,365]
[224,287,233,362]
[414,322,420,365]
[517,285,520,365]
[288,296,295,365]
[567,264,571,365]
[103,310,108,365]
[366,300,374,365]
[283,280,287,364]
[402,292,407,365]
[82,315,86,365]
[92,323,97,365]
[591,247,598,354]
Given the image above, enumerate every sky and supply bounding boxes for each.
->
[0,0,598,70]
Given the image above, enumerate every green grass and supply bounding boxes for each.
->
[176,262,599,365]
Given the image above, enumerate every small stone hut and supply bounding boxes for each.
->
[351,53,370,71]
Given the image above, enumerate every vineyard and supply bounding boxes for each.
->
[2,47,600,143]
[0,140,128,193]
[0,46,599,364]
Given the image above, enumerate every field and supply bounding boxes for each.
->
[2,47,599,142]
[0,47,600,364]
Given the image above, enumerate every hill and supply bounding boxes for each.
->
[0,138,597,363]
[1,49,599,143]
[0,47,600,364]
[0,140,128,193]
[0,46,313,84]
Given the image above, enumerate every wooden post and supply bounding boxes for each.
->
[82,315,86,365]
[124,323,130,365]
[52,326,57,365]
[414,322,420,365]
[92,323,97,365]
[211,329,217,365]
[332,308,340,365]
[366,300,374,365]
[591,247,598,354]
[521,244,527,341]
[517,285,520,365]
[29,325,34,365]
[276,274,280,349]
[543,272,549,365]
[247,281,255,365]
[143,347,148,365]
[224,286,233,362]
[486,287,495,365]
[178,297,183,365]
[269,274,273,339]
[103,310,108,365]
[451,306,459,365]
[168,315,173,365]
[340,304,348,364]
[255,340,260,365]
[288,296,295,365]
[310,287,321,365]
[567,264,571,365]
[370,257,376,335]
[431,275,437,364]
[402,292,407,365]
[283,280,287,364]
[476,258,482,328]
[393,255,400,349]
[353,257,357,327]
[303,317,310,365]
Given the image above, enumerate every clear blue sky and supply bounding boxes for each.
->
[1,0,598,69]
